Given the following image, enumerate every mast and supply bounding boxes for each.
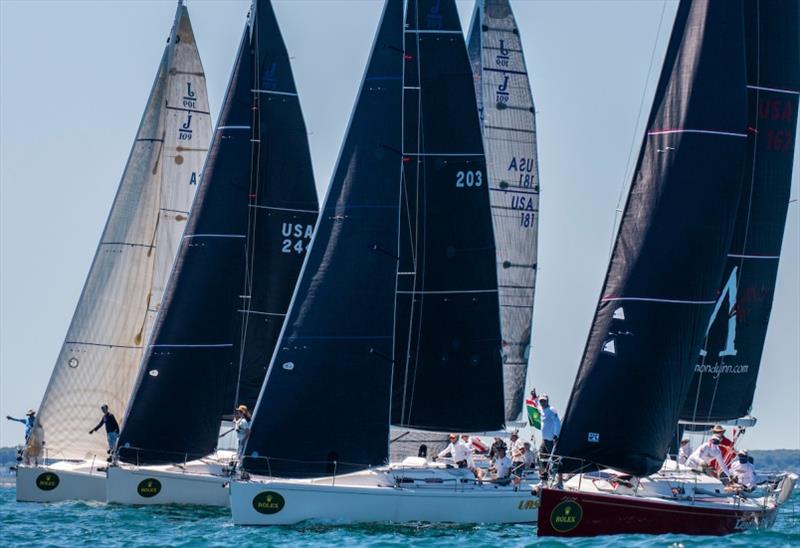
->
[680,0,800,423]
[554,0,749,477]
[29,3,210,461]
[117,0,318,465]
[242,0,404,478]
[467,0,540,421]
[391,0,504,433]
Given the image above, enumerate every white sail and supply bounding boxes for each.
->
[29,4,211,461]
[469,0,540,421]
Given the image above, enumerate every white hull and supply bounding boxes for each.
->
[230,463,539,525]
[16,461,106,502]
[106,455,234,507]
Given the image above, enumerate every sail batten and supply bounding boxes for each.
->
[29,4,210,462]
[555,0,749,477]
[118,0,318,465]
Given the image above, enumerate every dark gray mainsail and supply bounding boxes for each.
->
[391,0,504,434]
[242,0,404,478]
[118,0,318,465]
[680,0,800,424]
[467,0,540,422]
[554,0,749,477]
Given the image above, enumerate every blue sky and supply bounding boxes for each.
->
[1,0,797,450]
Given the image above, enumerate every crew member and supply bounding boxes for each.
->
[6,409,36,442]
[730,450,757,490]
[436,433,472,468]
[686,434,731,478]
[89,404,120,452]
[234,405,251,458]
[490,446,513,484]
[678,438,692,465]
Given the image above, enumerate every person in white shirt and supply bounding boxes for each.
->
[513,442,535,473]
[730,450,757,490]
[539,395,561,451]
[436,433,472,468]
[508,429,524,456]
[234,404,251,459]
[491,446,513,484]
[678,438,692,465]
[685,435,731,477]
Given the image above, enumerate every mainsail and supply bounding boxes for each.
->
[680,0,800,423]
[243,0,404,478]
[391,0,504,433]
[29,3,210,461]
[467,0,540,421]
[554,0,749,477]
[118,0,318,465]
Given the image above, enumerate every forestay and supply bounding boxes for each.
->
[467,0,540,421]
[681,0,800,423]
[243,0,404,478]
[555,0,749,477]
[30,3,210,461]
[118,0,318,465]
[391,0,504,434]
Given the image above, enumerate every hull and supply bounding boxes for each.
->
[16,461,106,502]
[106,460,232,507]
[230,466,539,525]
[537,487,778,537]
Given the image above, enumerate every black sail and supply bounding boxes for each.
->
[118,1,318,465]
[555,0,749,477]
[391,0,505,433]
[680,0,800,423]
[242,0,404,478]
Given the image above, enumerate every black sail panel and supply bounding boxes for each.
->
[242,0,404,478]
[681,0,800,422]
[555,0,749,477]
[118,1,318,465]
[391,0,505,433]
[238,0,319,409]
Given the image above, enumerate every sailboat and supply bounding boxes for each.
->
[15,1,211,503]
[537,0,798,537]
[387,0,542,461]
[229,0,538,526]
[105,0,319,507]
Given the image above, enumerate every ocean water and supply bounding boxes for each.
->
[1,486,798,547]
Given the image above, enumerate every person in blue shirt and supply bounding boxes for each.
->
[6,409,36,442]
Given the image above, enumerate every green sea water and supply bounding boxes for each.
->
[1,486,798,547]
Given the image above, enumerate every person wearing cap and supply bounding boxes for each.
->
[730,450,757,490]
[709,424,735,468]
[489,446,513,484]
[234,405,252,458]
[538,394,561,456]
[435,433,472,469]
[685,434,731,477]
[89,404,120,452]
[678,438,692,465]
[508,429,524,459]
[512,442,535,473]
[6,409,36,442]
[488,436,507,460]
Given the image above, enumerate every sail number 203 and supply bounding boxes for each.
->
[455,170,483,188]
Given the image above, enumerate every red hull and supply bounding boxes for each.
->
[537,487,776,537]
